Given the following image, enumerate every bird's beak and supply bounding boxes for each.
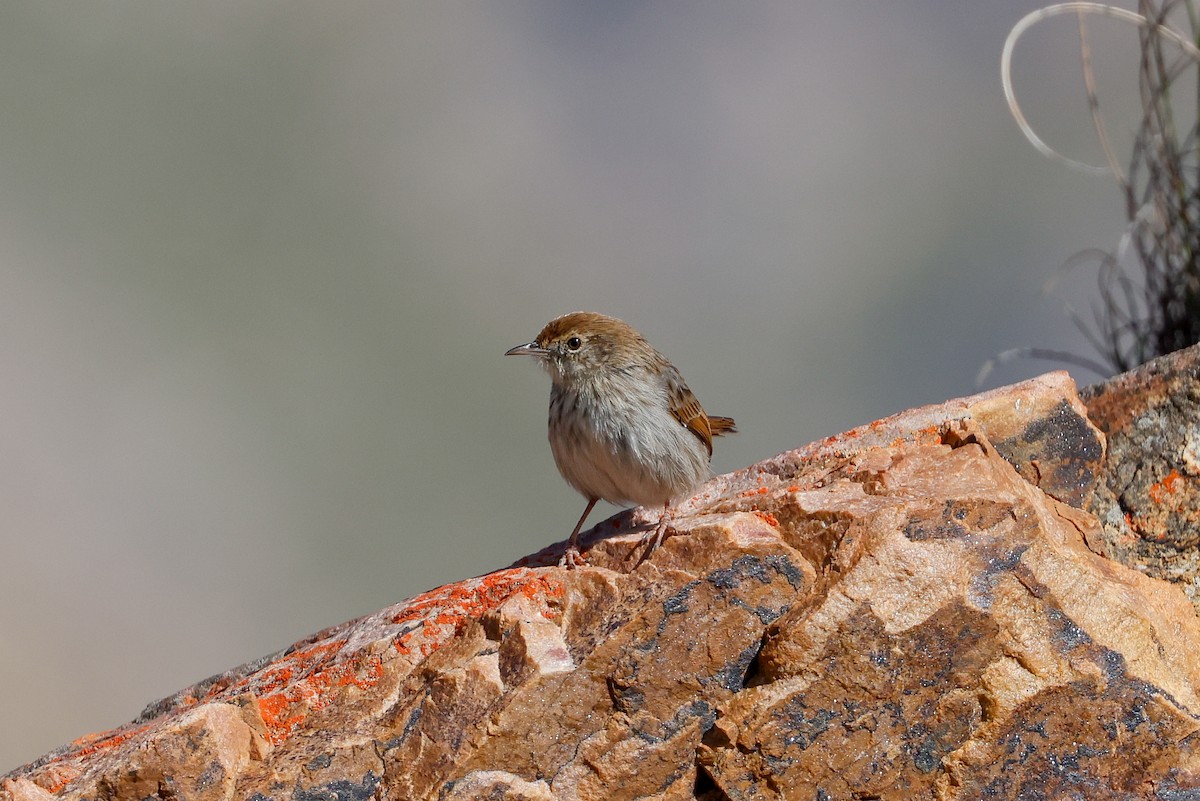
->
[505,342,549,357]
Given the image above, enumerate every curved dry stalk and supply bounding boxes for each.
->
[1077,12,1128,185]
[991,0,1200,378]
[1001,1,1200,176]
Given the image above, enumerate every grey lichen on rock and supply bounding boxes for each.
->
[4,356,1200,800]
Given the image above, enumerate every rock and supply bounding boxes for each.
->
[1082,343,1200,611]
[0,780,55,801]
[698,433,1200,798]
[4,370,1199,799]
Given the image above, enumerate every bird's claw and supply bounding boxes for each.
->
[632,519,671,567]
[558,546,588,569]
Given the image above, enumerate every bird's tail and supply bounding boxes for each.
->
[709,416,737,436]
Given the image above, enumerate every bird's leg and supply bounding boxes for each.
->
[560,497,599,569]
[634,500,674,566]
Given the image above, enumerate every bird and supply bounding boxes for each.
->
[506,311,736,567]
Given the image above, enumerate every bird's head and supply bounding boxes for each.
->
[506,311,652,389]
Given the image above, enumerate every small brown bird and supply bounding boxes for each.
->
[507,311,736,567]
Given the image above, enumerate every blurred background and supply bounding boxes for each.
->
[0,2,1165,770]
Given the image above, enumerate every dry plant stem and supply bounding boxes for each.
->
[1002,0,1200,373]
[1003,2,1200,176]
[1077,10,1127,182]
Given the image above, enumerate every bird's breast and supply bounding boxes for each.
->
[547,379,710,507]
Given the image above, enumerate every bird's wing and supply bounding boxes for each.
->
[667,371,715,458]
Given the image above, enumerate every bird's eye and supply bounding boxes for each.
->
[566,336,583,351]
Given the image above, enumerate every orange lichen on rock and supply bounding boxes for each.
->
[392,569,564,658]
[1149,469,1184,504]
[67,724,150,759]
[240,570,563,745]
[752,510,779,527]
[252,640,343,695]
[255,694,305,745]
[247,642,385,744]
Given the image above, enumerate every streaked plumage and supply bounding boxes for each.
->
[507,311,735,566]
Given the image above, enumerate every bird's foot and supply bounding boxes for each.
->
[632,515,673,567]
[558,545,588,569]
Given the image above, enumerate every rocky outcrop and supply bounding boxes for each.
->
[1082,344,1200,609]
[5,356,1200,800]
